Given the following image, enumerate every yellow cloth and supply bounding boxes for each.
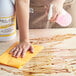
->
[0,42,44,69]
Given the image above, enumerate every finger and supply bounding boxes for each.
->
[16,48,22,58]
[21,45,31,58]
[51,13,58,22]
[12,48,19,57]
[21,49,27,58]
[55,14,58,20]
[29,46,34,53]
[9,47,16,54]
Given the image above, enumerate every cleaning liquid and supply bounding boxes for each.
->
[0,0,16,41]
[48,4,72,27]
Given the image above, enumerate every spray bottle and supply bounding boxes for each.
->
[46,4,72,28]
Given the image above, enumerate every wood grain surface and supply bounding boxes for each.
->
[0,29,76,76]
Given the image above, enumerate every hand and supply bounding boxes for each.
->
[50,0,65,22]
[50,2,63,22]
[45,0,65,22]
[9,41,34,58]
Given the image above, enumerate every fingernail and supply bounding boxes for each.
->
[22,56,24,58]
[31,50,34,53]
[16,56,18,58]
[31,51,34,53]
[22,55,25,58]
[12,54,15,57]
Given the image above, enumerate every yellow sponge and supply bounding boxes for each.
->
[0,42,44,69]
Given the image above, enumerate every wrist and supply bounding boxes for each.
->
[20,39,30,43]
[51,0,65,5]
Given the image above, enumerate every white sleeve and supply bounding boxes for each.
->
[0,0,15,17]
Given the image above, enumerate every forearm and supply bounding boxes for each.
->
[51,0,65,4]
[16,0,30,42]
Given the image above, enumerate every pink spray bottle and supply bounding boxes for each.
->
[47,4,72,27]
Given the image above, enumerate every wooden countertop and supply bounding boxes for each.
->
[0,28,76,76]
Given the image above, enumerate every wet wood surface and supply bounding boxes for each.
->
[0,29,76,76]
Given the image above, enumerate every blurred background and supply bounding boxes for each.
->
[29,0,76,28]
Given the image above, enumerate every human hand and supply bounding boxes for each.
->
[45,0,65,22]
[9,41,34,58]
